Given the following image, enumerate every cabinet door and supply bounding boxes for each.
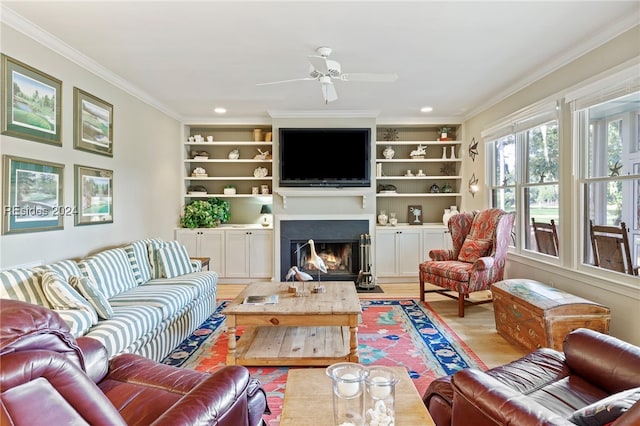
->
[175,229,199,257]
[375,230,398,277]
[224,230,250,278]
[423,229,446,257]
[249,230,273,278]
[199,229,225,275]
[396,229,422,277]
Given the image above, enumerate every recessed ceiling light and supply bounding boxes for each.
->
[420,106,433,113]
[214,107,227,114]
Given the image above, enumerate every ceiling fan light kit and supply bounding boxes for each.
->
[257,46,398,103]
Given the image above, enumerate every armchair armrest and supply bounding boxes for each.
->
[472,256,495,271]
[76,336,109,383]
[429,249,454,261]
[451,369,576,426]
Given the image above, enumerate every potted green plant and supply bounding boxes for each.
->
[223,184,236,195]
[437,127,452,140]
[180,198,231,229]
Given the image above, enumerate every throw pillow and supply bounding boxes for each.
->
[157,243,193,278]
[458,238,492,263]
[569,387,640,426]
[41,271,98,325]
[69,275,114,320]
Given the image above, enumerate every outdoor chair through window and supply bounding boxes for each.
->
[589,220,637,276]
[532,217,559,256]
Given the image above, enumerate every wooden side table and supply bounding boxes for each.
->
[190,257,210,271]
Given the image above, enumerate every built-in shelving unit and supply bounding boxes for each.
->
[375,126,462,224]
[183,126,273,202]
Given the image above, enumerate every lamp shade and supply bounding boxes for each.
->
[260,204,272,214]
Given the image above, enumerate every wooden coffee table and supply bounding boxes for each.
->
[222,281,362,366]
[280,367,435,425]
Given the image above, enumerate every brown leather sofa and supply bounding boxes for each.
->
[423,328,640,426]
[0,299,268,426]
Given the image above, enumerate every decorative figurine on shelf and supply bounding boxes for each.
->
[378,210,389,225]
[192,167,207,177]
[410,145,426,159]
[253,167,268,178]
[383,128,399,141]
[254,148,271,160]
[430,183,440,193]
[227,148,239,160]
[383,145,395,159]
[441,183,453,193]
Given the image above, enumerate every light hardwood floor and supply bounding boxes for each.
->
[216,281,528,369]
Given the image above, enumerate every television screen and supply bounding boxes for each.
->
[279,128,371,187]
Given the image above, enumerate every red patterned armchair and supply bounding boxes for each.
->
[419,208,514,317]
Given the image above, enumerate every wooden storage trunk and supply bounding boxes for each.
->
[492,279,611,351]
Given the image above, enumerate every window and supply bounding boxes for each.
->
[486,103,559,255]
[577,91,640,274]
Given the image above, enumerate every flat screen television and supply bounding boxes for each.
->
[279,128,371,187]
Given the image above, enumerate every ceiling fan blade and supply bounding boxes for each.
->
[339,73,398,82]
[256,77,315,86]
[322,83,338,103]
[308,55,330,75]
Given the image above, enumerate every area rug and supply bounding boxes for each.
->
[163,299,485,425]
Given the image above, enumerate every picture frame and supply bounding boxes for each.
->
[1,55,62,146]
[74,164,113,226]
[2,155,65,234]
[408,205,423,225]
[73,87,113,157]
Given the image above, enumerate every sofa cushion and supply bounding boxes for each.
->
[78,248,138,298]
[157,243,193,278]
[144,271,218,299]
[69,275,114,320]
[569,387,640,426]
[39,259,83,281]
[148,240,184,279]
[458,238,492,263]
[109,284,196,319]
[0,268,50,308]
[84,305,165,358]
[55,308,97,337]
[41,271,98,325]
[124,238,162,285]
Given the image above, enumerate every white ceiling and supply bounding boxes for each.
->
[2,1,639,124]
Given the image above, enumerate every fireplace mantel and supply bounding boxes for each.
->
[275,189,369,209]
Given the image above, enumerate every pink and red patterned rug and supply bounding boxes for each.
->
[163,299,486,425]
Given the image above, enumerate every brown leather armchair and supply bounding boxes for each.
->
[423,328,640,426]
[0,299,268,426]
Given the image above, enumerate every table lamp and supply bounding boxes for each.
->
[260,204,272,227]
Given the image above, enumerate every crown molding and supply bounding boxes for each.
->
[0,4,183,121]
[267,110,379,119]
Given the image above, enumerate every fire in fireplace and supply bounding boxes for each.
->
[293,240,355,279]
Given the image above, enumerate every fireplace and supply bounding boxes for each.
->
[280,219,369,282]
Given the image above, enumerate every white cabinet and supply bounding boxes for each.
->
[375,227,422,278]
[175,228,225,275]
[224,229,273,279]
[423,226,452,256]
[176,227,273,280]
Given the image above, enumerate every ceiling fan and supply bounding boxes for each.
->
[256,46,398,103]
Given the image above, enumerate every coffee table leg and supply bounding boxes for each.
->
[349,315,359,362]
[226,315,237,365]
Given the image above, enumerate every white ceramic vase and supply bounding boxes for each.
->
[442,209,452,226]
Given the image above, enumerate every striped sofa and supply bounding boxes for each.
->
[0,238,217,362]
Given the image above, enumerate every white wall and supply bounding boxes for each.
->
[462,25,640,345]
[0,24,182,268]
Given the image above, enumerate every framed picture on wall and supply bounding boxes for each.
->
[2,155,65,234]
[73,87,113,157]
[1,55,62,146]
[74,164,113,226]
[408,205,423,225]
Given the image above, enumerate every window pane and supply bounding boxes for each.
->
[492,135,516,186]
[491,187,516,213]
[526,122,559,183]
[524,185,559,253]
